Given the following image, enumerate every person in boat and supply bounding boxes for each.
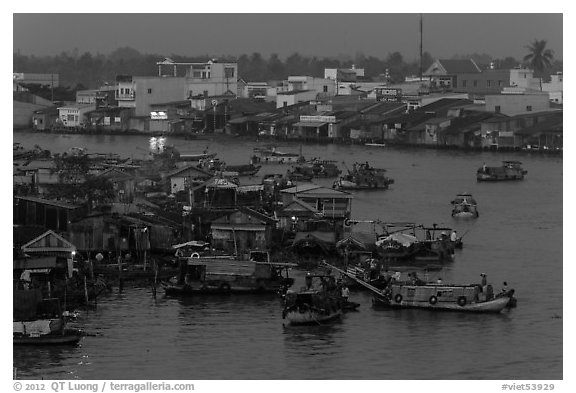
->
[341,285,350,302]
[410,272,426,286]
[482,162,487,173]
[501,281,509,293]
[450,230,458,242]
[303,273,313,291]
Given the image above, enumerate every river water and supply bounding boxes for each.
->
[12,132,563,380]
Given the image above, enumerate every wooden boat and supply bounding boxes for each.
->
[256,146,304,164]
[282,273,343,326]
[13,329,83,346]
[324,262,516,313]
[179,152,217,162]
[223,164,262,176]
[477,161,527,182]
[287,160,341,181]
[372,282,515,312]
[163,251,296,296]
[451,193,479,218]
[375,223,456,264]
[13,297,84,346]
[333,162,394,190]
[365,143,386,147]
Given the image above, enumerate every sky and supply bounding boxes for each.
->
[12,11,563,62]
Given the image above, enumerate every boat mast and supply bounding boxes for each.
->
[419,14,423,81]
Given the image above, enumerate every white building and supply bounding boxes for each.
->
[279,76,336,99]
[485,91,551,116]
[57,104,96,127]
[276,90,317,108]
[116,58,238,117]
[542,72,563,103]
[509,68,540,90]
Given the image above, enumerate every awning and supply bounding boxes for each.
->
[237,185,264,193]
[293,121,327,128]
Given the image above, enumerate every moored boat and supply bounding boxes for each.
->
[14,328,83,346]
[451,193,479,218]
[324,262,516,314]
[477,161,527,182]
[163,251,296,296]
[282,273,343,326]
[333,162,394,190]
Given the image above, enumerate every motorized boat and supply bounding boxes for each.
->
[324,262,516,314]
[13,328,83,346]
[477,161,527,182]
[451,193,479,218]
[282,273,343,326]
[13,297,84,346]
[333,162,394,190]
[163,251,296,296]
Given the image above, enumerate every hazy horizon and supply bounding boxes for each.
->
[13,13,563,62]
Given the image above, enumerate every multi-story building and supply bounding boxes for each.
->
[484,91,551,116]
[115,59,238,130]
[542,72,563,103]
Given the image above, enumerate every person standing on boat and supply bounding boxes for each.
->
[501,281,509,293]
[341,285,350,302]
[482,162,487,173]
[450,230,458,242]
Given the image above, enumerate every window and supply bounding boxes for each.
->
[498,80,503,87]
[487,80,492,87]
[526,106,532,112]
[495,106,501,113]
[462,80,467,87]
[203,90,208,97]
[225,67,235,78]
[147,88,152,94]
[283,101,288,107]
[323,85,328,93]
[473,80,478,87]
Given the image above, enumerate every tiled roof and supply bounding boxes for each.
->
[438,59,482,74]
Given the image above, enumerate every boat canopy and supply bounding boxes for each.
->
[376,233,419,247]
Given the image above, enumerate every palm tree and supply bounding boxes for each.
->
[523,39,554,90]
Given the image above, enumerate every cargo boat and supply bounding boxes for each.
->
[477,161,527,181]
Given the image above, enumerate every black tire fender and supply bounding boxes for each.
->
[394,294,403,303]
[457,296,467,306]
[429,295,438,305]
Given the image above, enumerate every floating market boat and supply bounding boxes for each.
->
[255,146,304,164]
[333,162,394,190]
[477,161,527,182]
[282,273,343,326]
[163,251,296,296]
[13,297,84,346]
[13,328,83,346]
[287,160,342,181]
[451,193,479,218]
[323,262,516,314]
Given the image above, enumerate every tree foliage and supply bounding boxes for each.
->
[13,46,561,89]
[523,39,554,76]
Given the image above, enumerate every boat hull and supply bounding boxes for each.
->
[13,330,83,346]
[452,211,478,218]
[372,295,510,313]
[283,309,342,326]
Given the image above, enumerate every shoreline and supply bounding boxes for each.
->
[13,128,563,156]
